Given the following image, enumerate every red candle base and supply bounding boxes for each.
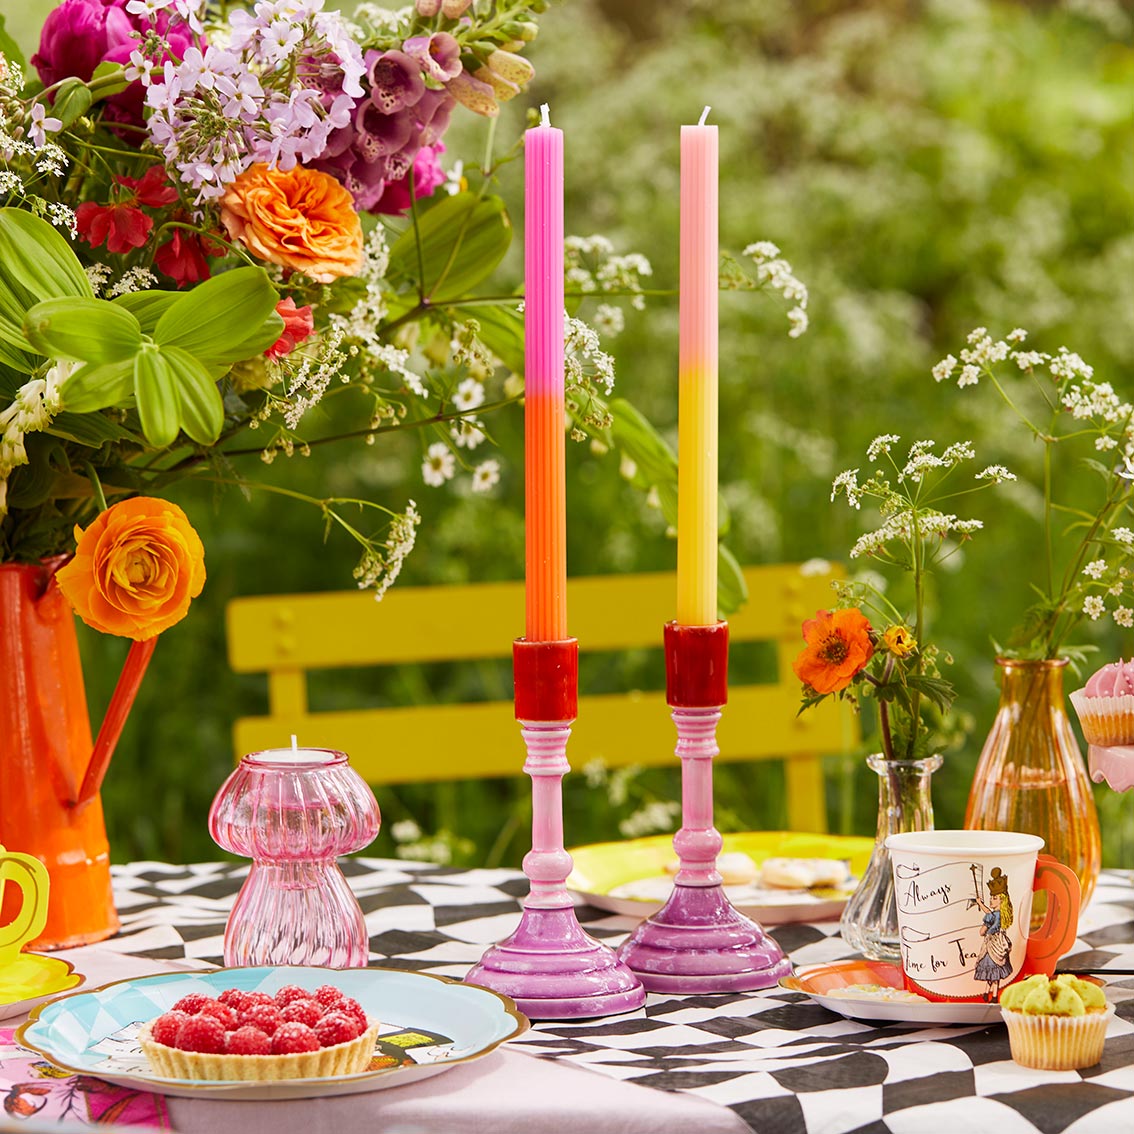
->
[513,638,578,722]
[665,621,728,707]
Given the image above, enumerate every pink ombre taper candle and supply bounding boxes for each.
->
[524,103,567,643]
[676,106,718,627]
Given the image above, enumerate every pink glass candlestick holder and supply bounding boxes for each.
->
[209,747,380,968]
[618,622,791,991]
[465,639,645,1019]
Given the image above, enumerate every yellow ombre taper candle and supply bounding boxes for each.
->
[676,107,718,627]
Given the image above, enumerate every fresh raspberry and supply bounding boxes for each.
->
[271,1022,320,1055]
[274,985,310,1007]
[314,985,343,1008]
[337,997,367,1029]
[218,989,252,1012]
[239,1003,282,1035]
[175,1013,227,1054]
[150,1011,189,1047]
[243,991,275,1008]
[314,1011,362,1048]
[280,998,322,1028]
[172,993,215,1015]
[226,1026,272,1056]
[198,1001,238,1030]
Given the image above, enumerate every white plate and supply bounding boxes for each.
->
[17,965,527,1100]
[780,960,1005,1025]
[568,832,874,926]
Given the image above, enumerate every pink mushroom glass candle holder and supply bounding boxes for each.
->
[209,747,380,968]
[618,622,791,991]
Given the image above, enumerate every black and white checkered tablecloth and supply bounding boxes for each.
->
[105,860,1134,1134]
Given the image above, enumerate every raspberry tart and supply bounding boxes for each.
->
[138,984,380,1081]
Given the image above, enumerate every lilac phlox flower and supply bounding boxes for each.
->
[402,33,461,84]
[124,0,176,19]
[28,103,63,148]
[313,12,364,97]
[262,18,304,65]
[216,69,264,119]
[367,50,425,115]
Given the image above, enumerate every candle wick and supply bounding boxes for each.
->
[698,105,711,127]
[290,734,298,752]
[540,103,550,128]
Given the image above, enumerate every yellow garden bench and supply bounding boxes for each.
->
[226,563,859,832]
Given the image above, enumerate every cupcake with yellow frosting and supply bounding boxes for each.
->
[1000,974,1113,1070]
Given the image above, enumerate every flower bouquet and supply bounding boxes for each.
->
[792,433,1012,959]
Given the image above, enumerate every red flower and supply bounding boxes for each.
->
[265,297,315,359]
[117,165,178,208]
[75,200,151,254]
[154,228,214,286]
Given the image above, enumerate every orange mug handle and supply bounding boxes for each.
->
[1023,853,1081,975]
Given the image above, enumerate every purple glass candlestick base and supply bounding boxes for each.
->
[617,884,791,992]
[466,907,646,1019]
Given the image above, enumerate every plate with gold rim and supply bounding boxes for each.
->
[16,965,527,1100]
[567,831,874,925]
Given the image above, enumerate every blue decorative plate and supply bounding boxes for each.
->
[16,966,527,1100]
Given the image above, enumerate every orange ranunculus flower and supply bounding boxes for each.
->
[792,608,875,695]
[220,163,364,283]
[55,498,206,641]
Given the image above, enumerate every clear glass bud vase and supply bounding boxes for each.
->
[965,658,1101,912]
[840,753,941,961]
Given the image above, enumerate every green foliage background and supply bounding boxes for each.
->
[9,0,1134,867]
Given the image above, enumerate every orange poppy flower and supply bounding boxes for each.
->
[55,497,205,641]
[792,608,875,694]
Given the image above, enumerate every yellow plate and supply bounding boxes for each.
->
[567,831,875,925]
[0,953,84,1021]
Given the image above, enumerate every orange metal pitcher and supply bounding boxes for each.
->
[0,559,155,950]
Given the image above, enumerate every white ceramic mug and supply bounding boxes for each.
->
[886,830,1080,1003]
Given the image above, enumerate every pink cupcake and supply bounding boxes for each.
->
[1070,659,1134,745]
[1070,660,1134,791]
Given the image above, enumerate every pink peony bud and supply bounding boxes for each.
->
[441,0,472,16]
[415,0,442,14]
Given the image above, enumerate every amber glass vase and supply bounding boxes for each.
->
[964,658,1101,911]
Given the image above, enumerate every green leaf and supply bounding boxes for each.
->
[51,79,93,128]
[450,303,524,374]
[197,310,285,369]
[161,345,223,444]
[904,673,957,713]
[90,60,131,99]
[717,542,748,617]
[133,346,180,447]
[388,193,512,302]
[48,410,141,447]
[0,15,27,73]
[153,267,279,360]
[24,297,142,363]
[112,290,180,334]
[59,359,135,413]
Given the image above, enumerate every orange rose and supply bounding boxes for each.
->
[220,164,363,283]
[55,497,206,641]
[792,607,875,695]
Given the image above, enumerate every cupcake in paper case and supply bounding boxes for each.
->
[999,974,1113,1071]
[1070,659,1134,747]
